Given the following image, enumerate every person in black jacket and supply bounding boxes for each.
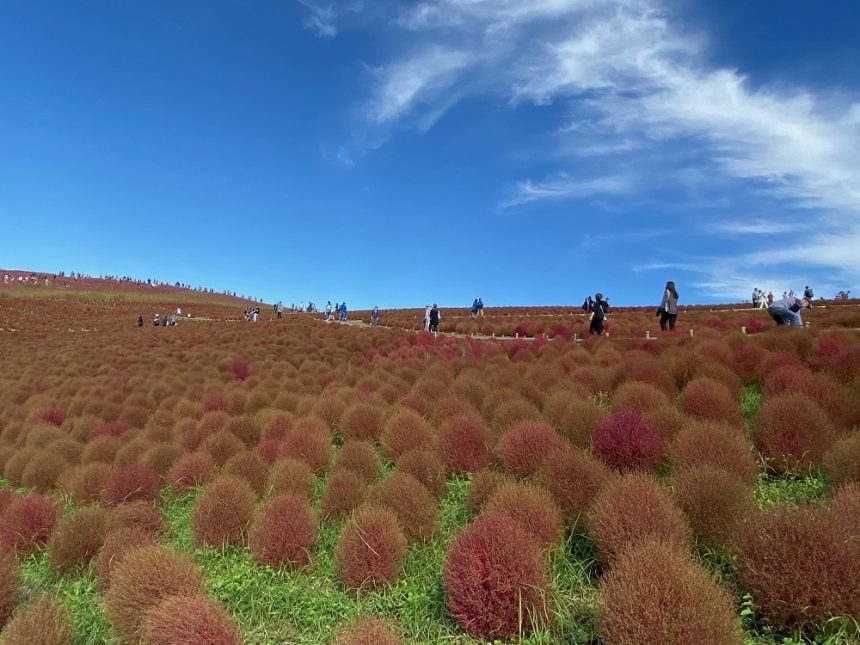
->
[429,304,440,332]
[589,293,609,335]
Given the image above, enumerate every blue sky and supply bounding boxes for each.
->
[1,0,858,308]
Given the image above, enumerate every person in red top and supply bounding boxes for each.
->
[766,291,774,305]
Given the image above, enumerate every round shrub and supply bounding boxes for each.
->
[395,449,446,498]
[58,462,110,503]
[94,527,154,589]
[443,514,551,640]
[224,415,260,447]
[379,409,433,460]
[267,458,315,498]
[0,490,10,516]
[588,472,690,567]
[339,403,383,441]
[139,444,184,479]
[166,451,214,492]
[538,448,610,528]
[2,448,37,487]
[140,594,242,645]
[101,464,159,506]
[104,545,203,643]
[752,393,836,473]
[734,504,860,630]
[598,540,742,645]
[497,421,566,477]
[190,475,256,548]
[249,492,317,569]
[368,472,437,543]
[105,500,164,536]
[332,441,380,483]
[435,415,492,474]
[466,469,510,516]
[482,481,563,549]
[612,381,670,413]
[0,493,59,556]
[335,505,406,592]
[0,593,73,645]
[824,433,860,487]
[19,449,67,491]
[545,394,604,448]
[670,466,753,551]
[223,451,267,496]
[669,422,757,484]
[282,418,331,473]
[81,435,121,464]
[592,411,663,472]
[200,430,245,467]
[331,616,403,645]
[47,506,107,575]
[0,555,19,628]
[679,377,742,426]
[320,470,368,520]
[645,405,690,443]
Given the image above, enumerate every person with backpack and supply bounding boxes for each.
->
[471,299,479,317]
[588,293,609,335]
[429,304,440,332]
[656,281,679,331]
[476,298,484,316]
[803,286,814,308]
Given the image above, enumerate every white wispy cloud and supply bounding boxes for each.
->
[297,1,363,38]
[707,219,810,236]
[500,174,635,207]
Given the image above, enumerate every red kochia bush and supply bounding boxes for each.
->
[0,555,19,628]
[332,441,380,483]
[94,527,154,589]
[482,481,563,550]
[105,501,164,536]
[497,421,566,477]
[166,451,214,492]
[678,377,742,426]
[466,469,510,516]
[140,594,242,645]
[101,464,159,506]
[598,540,742,645]
[612,380,670,413]
[0,493,60,556]
[200,430,245,466]
[379,409,433,459]
[229,357,251,381]
[47,506,107,575]
[538,448,610,528]
[443,514,551,640]
[223,451,268,496]
[435,415,492,474]
[669,422,757,485]
[267,458,315,498]
[0,593,73,645]
[190,475,256,548]
[588,473,691,567]
[39,408,65,427]
[396,449,446,498]
[592,411,663,472]
[734,502,860,630]
[104,545,203,643]
[823,433,860,487]
[321,470,368,520]
[249,492,318,569]
[670,466,753,551]
[752,393,836,473]
[335,505,406,592]
[282,419,331,473]
[331,616,404,645]
[368,472,437,543]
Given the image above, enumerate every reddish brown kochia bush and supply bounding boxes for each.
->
[396,449,446,498]
[222,451,267,496]
[335,505,406,592]
[166,451,214,492]
[752,393,836,473]
[39,408,65,427]
[282,420,331,473]
[612,380,670,413]
[19,449,68,491]
[105,501,164,536]
[321,470,369,520]
[58,462,110,503]
[435,415,492,474]
[0,555,19,628]
[466,469,510,516]
[497,421,566,477]
[101,464,159,506]
[138,444,184,479]
[339,403,383,441]
[254,438,283,465]
[598,540,742,645]
[200,430,245,467]
[94,527,155,589]
[140,594,242,645]
[824,433,860,487]
[0,493,59,556]
[190,475,256,548]
[331,616,404,645]
[249,492,318,569]
[224,416,260,447]
[104,545,203,643]
[229,357,251,381]
[678,377,742,426]
[81,435,121,464]
[47,506,107,575]
[734,502,860,630]
[368,472,437,543]
[443,514,551,640]
[379,409,433,460]
[669,422,757,485]
[2,448,38,487]
[538,448,610,527]
[592,411,664,472]
[0,593,73,645]
[0,489,11,516]
[670,466,753,551]
[332,441,380,483]
[482,481,563,550]
[268,458,315,498]
[588,473,691,567]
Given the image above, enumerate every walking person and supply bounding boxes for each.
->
[429,304,440,332]
[138,314,144,327]
[338,302,347,321]
[471,299,479,317]
[476,298,484,317]
[656,281,679,331]
[423,304,431,331]
[325,301,332,320]
[370,306,379,327]
[588,293,609,335]
[803,286,814,308]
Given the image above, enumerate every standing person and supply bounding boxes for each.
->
[276,302,284,318]
[424,304,431,331]
[588,293,609,335]
[370,306,379,327]
[137,314,144,327]
[582,294,594,312]
[471,299,479,317]
[767,291,774,306]
[325,301,332,320]
[429,304,440,332]
[338,302,347,321]
[767,295,808,326]
[153,313,160,327]
[803,285,814,308]
[477,298,484,317]
[656,281,679,331]
[252,305,260,322]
